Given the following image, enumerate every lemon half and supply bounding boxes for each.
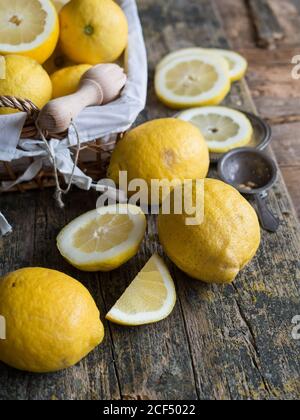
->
[157,48,247,82]
[59,0,128,64]
[178,106,253,153]
[155,53,231,109]
[57,205,146,272]
[106,254,176,326]
[0,0,59,64]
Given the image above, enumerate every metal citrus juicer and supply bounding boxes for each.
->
[218,148,280,233]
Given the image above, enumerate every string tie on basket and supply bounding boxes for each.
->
[34,120,81,208]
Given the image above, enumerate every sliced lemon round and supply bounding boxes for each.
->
[106,254,176,326]
[57,205,147,272]
[157,48,247,82]
[155,53,231,109]
[0,0,59,64]
[178,106,253,153]
[210,49,247,82]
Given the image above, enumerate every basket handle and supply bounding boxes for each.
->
[0,95,40,119]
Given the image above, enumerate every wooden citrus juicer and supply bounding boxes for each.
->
[37,63,127,136]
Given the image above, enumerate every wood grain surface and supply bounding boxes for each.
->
[0,0,299,400]
[216,0,300,219]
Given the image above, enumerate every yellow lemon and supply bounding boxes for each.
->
[0,267,104,373]
[106,254,176,326]
[59,0,128,65]
[107,118,210,202]
[158,179,260,284]
[0,55,52,114]
[0,0,59,64]
[51,64,92,98]
[57,205,147,271]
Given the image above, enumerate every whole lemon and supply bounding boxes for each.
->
[0,268,104,373]
[59,0,128,64]
[107,118,210,200]
[158,179,261,284]
[51,64,92,98]
[0,55,52,114]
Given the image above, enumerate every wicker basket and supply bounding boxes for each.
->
[0,96,119,193]
[0,0,147,195]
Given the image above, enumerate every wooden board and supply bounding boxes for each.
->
[0,0,299,400]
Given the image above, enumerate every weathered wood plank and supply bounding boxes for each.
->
[280,166,300,220]
[99,227,199,400]
[141,0,300,400]
[216,0,300,48]
[270,122,300,220]
[214,0,256,49]
[247,0,284,49]
[269,0,300,47]
[271,121,300,167]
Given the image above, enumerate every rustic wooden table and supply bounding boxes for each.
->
[0,0,299,400]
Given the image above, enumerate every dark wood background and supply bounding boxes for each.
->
[0,0,299,400]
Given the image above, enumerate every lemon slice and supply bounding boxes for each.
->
[57,205,147,272]
[106,254,176,326]
[157,48,247,82]
[0,56,5,79]
[155,53,231,109]
[210,49,247,82]
[178,106,253,153]
[0,0,59,64]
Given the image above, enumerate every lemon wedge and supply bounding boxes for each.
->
[155,53,231,109]
[178,106,253,153]
[0,56,5,79]
[106,254,176,326]
[52,0,70,13]
[0,0,59,64]
[57,205,146,272]
[157,48,247,82]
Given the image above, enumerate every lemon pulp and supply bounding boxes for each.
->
[114,256,168,314]
[178,106,253,152]
[57,205,147,272]
[73,214,134,253]
[0,0,59,64]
